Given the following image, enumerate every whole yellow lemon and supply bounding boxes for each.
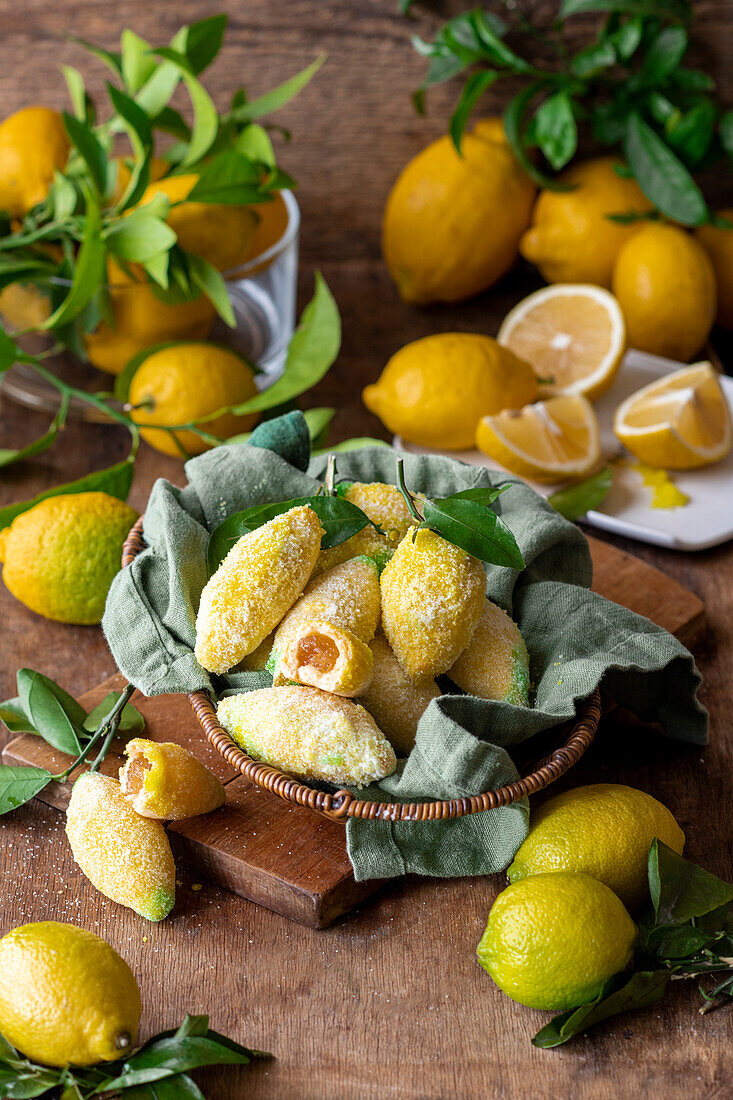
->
[363,332,537,449]
[477,873,636,1011]
[696,211,733,330]
[0,492,138,624]
[0,106,70,217]
[382,117,536,304]
[137,174,258,273]
[0,921,141,1067]
[508,783,685,911]
[129,342,259,457]
[520,156,653,287]
[612,223,716,361]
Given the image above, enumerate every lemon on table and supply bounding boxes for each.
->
[476,395,601,483]
[477,873,636,1011]
[497,284,626,400]
[129,342,260,457]
[612,223,716,361]
[0,921,141,1066]
[362,333,538,450]
[508,783,685,911]
[695,210,733,330]
[0,106,70,217]
[0,492,138,624]
[382,117,536,304]
[613,361,731,469]
[520,156,652,288]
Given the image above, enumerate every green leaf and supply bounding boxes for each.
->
[0,458,134,530]
[534,91,578,170]
[560,0,690,18]
[422,497,525,569]
[108,83,153,148]
[0,698,37,735]
[106,213,177,263]
[184,14,227,74]
[120,29,157,93]
[624,112,707,225]
[152,49,219,166]
[548,467,614,521]
[135,59,182,118]
[532,970,669,1048]
[449,71,498,152]
[82,691,145,735]
[235,124,276,167]
[207,495,372,575]
[312,437,390,455]
[0,1033,24,1066]
[0,393,69,469]
[504,84,562,190]
[68,35,123,77]
[571,39,617,77]
[610,16,644,60]
[229,56,325,122]
[49,171,79,221]
[17,669,84,755]
[186,151,267,205]
[104,1036,252,1087]
[41,187,105,330]
[63,65,87,120]
[187,255,235,327]
[645,923,718,959]
[175,1015,210,1039]
[719,110,733,157]
[643,25,688,80]
[649,839,733,926]
[0,765,53,815]
[665,100,716,168]
[62,113,108,196]
[231,272,340,415]
[147,1075,205,1100]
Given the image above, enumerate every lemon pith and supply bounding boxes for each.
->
[508,783,685,910]
[0,921,141,1067]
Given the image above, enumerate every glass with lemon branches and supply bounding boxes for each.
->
[0,15,340,467]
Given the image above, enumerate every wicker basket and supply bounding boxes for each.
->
[122,517,600,823]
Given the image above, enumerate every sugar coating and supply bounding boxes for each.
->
[361,634,441,755]
[119,738,226,820]
[312,525,389,578]
[270,558,381,667]
[277,618,374,696]
[380,527,486,680]
[217,685,397,785]
[65,772,176,921]
[343,482,422,546]
[448,599,530,705]
[237,631,275,671]
[194,505,324,674]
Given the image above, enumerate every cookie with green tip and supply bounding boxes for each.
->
[448,599,530,706]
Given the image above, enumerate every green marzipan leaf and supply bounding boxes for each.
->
[0,766,53,816]
[82,692,145,735]
[17,670,84,756]
[206,495,372,575]
[548,467,614,521]
[231,272,341,415]
[624,112,707,225]
[649,839,733,926]
[532,970,670,1048]
[423,497,525,570]
[0,459,133,531]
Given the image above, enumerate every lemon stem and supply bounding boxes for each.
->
[396,457,423,523]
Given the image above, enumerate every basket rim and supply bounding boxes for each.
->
[122,516,600,822]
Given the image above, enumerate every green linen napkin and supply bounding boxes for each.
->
[102,412,707,882]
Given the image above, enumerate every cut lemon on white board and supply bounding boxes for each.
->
[497,284,626,401]
[613,361,732,470]
[475,395,601,484]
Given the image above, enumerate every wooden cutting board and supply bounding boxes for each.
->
[2,535,706,928]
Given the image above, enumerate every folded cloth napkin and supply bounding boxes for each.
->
[103,412,707,882]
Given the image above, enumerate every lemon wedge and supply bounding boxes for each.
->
[476,395,601,483]
[613,362,731,469]
[497,284,626,400]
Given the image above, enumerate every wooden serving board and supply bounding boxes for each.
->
[2,535,706,928]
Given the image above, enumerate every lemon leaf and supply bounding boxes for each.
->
[532,970,670,1048]
[649,839,733,926]
[82,692,145,735]
[228,56,325,122]
[548,467,614,521]
[423,497,525,569]
[0,765,53,816]
[17,669,84,756]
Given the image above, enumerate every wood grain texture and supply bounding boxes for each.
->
[0,1,731,1095]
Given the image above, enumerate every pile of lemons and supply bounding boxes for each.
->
[370,118,732,481]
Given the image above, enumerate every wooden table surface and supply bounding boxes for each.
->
[1,2,732,1097]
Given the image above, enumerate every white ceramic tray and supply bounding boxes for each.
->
[395,350,733,552]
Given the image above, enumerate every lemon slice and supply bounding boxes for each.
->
[497,284,626,400]
[613,361,732,469]
[476,395,601,484]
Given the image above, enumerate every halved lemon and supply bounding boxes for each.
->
[476,395,601,483]
[497,284,626,400]
[613,361,731,469]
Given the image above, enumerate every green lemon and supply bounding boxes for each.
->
[477,872,637,1011]
[0,921,141,1067]
[0,491,138,624]
[508,783,685,910]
